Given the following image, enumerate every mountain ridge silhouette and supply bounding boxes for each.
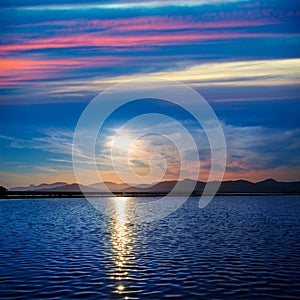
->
[8,178,300,194]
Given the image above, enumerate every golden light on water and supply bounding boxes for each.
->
[115,197,128,222]
[117,284,125,291]
[117,196,128,201]
[109,197,135,295]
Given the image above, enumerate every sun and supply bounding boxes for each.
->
[113,135,133,152]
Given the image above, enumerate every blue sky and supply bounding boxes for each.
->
[0,0,299,187]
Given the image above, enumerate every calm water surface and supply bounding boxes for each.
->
[0,196,300,299]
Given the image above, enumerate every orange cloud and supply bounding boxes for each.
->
[0,57,128,85]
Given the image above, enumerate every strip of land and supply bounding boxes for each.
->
[1,191,300,199]
[1,178,299,199]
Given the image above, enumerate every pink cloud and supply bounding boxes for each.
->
[2,10,298,55]
[1,31,297,55]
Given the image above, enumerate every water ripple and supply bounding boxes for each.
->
[0,196,300,299]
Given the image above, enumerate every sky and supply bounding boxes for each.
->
[0,0,300,188]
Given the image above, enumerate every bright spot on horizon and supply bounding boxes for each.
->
[117,197,128,201]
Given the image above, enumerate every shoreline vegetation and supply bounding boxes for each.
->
[1,178,300,199]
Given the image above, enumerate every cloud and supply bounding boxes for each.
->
[1,0,299,185]
[224,125,300,174]
[2,129,74,158]
[3,57,296,106]
[5,0,248,10]
[1,118,300,187]
[1,0,299,105]
[94,116,300,183]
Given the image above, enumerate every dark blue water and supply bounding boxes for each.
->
[0,196,300,299]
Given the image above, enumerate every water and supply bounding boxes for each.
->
[0,196,300,299]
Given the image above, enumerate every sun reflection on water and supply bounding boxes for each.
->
[109,197,135,295]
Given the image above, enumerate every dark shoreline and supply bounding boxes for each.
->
[1,191,300,199]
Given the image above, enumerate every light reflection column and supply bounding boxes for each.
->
[109,197,136,296]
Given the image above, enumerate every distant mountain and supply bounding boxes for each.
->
[10,181,136,193]
[9,182,67,191]
[8,179,300,194]
[124,178,300,194]
[124,178,202,193]
[256,178,300,193]
[219,180,260,193]
[88,182,131,192]
[40,183,98,192]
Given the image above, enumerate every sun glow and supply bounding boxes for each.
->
[113,136,133,152]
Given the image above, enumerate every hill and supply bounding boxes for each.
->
[8,178,300,194]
